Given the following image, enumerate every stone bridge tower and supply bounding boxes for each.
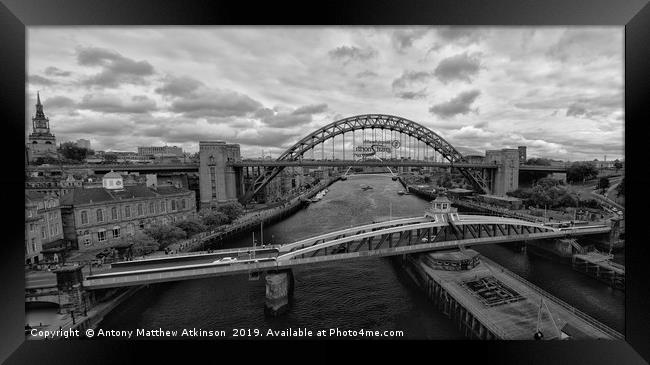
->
[199,141,243,209]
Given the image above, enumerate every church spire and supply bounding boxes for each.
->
[35,91,45,119]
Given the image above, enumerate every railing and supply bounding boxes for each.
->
[479,256,623,339]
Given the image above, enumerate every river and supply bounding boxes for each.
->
[96,175,624,338]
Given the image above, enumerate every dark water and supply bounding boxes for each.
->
[98,175,624,338]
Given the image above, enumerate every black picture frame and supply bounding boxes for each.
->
[1,0,648,363]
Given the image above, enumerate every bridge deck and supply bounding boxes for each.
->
[83,215,609,289]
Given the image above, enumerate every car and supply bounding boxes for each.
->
[213,257,236,264]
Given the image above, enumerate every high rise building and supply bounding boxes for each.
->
[27,92,58,161]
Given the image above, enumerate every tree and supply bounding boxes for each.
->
[59,141,93,162]
[526,158,552,166]
[103,153,118,164]
[616,177,624,197]
[144,225,186,249]
[202,211,229,227]
[175,219,207,236]
[597,177,610,194]
[119,232,159,256]
[217,201,244,222]
[613,159,623,171]
[566,162,598,183]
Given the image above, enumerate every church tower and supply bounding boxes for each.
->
[27,92,58,161]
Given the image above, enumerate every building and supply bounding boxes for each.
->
[26,174,83,197]
[76,139,91,150]
[138,145,183,157]
[60,172,197,251]
[27,92,58,162]
[199,141,243,209]
[485,149,520,196]
[25,192,64,265]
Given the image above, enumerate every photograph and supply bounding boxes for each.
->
[23,26,626,342]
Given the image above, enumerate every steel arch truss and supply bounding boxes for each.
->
[241,114,490,203]
[277,216,558,261]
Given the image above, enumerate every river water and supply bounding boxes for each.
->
[96,175,624,338]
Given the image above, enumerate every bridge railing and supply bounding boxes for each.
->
[479,256,623,339]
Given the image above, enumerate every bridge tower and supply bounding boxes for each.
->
[199,141,244,209]
[485,149,520,196]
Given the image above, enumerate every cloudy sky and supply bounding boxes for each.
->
[27,27,623,161]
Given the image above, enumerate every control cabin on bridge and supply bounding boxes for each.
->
[424,195,459,223]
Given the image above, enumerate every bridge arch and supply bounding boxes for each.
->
[242,114,489,203]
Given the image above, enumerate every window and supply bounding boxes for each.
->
[171,200,176,211]
[149,202,155,214]
[125,205,131,218]
[83,237,91,246]
[181,199,186,210]
[29,223,34,232]
[30,238,36,252]
[96,209,104,222]
[160,201,165,212]
[98,231,106,242]
[41,226,46,239]
[111,207,118,220]
[112,227,121,238]
[138,204,143,216]
[50,224,54,236]
[139,221,145,229]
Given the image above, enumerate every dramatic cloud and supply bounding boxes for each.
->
[27,27,623,160]
[391,28,429,52]
[155,75,204,98]
[44,66,71,77]
[436,27,482,45]
[29,75,55,86]
[328,46,378,64]
[77,46,155,87]
[356,70,378,78]
[292,103,328,115]
[78,94,157,114]
[258,104,328,128]
[429,90,481,118]
[170,89,263,118]
[44,95,76,109]
[396,89,427,100]
[433,53,482,83]
[391,70,433,89]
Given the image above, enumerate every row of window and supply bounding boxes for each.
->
[79,199,189,225]
[80,214,188,246]
[28,222,60,239]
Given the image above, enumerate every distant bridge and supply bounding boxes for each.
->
[83,214,608,289]
[26,161,567,174]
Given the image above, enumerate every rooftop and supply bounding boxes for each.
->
[60,184,191,206]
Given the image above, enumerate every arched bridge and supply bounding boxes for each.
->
[241,114,491,203]
[82,214,610,289]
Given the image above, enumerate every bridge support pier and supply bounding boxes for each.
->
[264,269,294,316]
[55,266,89,316]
